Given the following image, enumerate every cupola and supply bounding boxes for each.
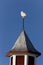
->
[6,11,41,65]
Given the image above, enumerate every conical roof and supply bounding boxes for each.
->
[12,30,40,52]
[6,30,41,57]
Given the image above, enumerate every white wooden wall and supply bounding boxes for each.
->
[10,54,36,65]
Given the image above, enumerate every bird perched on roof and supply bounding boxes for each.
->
[21,11,27,18]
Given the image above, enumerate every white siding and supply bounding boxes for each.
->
[24,55,28,65]
[13,55,16,65]
[10,54,36,65]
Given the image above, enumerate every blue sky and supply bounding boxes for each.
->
[0,0,43,65]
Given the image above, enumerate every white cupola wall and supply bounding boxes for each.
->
[10,54,36,65]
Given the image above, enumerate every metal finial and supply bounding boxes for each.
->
[21,11,27,30]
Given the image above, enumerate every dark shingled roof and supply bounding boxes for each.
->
[11,30,41,56]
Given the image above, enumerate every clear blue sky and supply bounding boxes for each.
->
[0,0,43,65]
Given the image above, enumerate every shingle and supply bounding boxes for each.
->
[12,30,41,55]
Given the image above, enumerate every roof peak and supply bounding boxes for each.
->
[12,30,41,56]
[12,30,27,50]
[6,30,41,57]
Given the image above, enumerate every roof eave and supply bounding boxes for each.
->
[6,50,41,57]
